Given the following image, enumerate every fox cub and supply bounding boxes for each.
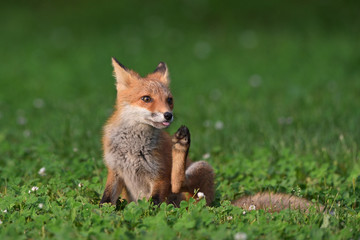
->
[100,58,214,206]
[100,58,323,212]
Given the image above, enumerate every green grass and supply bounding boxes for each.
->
[1,1,360,239]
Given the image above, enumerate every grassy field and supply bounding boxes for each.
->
[1,1,360,239]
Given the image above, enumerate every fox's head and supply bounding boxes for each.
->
[111,58,174,129]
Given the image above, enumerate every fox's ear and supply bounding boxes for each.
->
[112,57,132,90]
[153,62,170,86]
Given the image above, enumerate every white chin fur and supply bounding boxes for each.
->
[120,105,172,128]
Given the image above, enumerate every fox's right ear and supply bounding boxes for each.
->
[112,57,132,90]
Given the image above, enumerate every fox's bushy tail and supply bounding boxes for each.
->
[232,192,324,212]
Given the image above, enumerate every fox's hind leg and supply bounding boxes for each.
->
[171,126,215,206]
[184,161,215,205]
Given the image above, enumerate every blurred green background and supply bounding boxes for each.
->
[1,0,360,238]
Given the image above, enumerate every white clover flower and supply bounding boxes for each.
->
[214,120,224,130]
[242,210,246,215]
[33,98,45,109]
[78,183,83,188]
[38,167,46,176]
[28,190,31,194]
[17,116,27,125]
[23,130,31,137]
[31,186,39,191]
[197,192,205,199]
[210,89,222,101]
[278,116,293,125]
[339,134,344,141]
[2,209,7,213]
[249,205,256,211]
[234,232,247,240]
[38,203,44,209]
[202,153,211,160]
[227,216,233,220]
[249,74,262,88]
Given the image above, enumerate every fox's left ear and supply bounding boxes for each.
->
[153,62,170,86]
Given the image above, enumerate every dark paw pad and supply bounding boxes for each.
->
[174,125,191,145]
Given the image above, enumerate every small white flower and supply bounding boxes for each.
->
[2,209,7,213]
[227,216,233,220]
[38,203,44,209]
[17,116,27,125]
[339,134,344,141]
[249,205,256,211]
[33,98,45,109]
[210,89,222,101]
[31,186,39,192]
[249,74,262,88]
[38,167,46,176]
[78,183,83,188]
[278,116,293,125]
[234,232,247,240]
[197,192,205,199]
[202,153,211,159]
[214,120,224,130]
[28,190,31,194]
[242,210,246,215]
[23,130,31,137]
[73,147,78,152]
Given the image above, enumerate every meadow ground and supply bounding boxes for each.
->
[0,1,360,239]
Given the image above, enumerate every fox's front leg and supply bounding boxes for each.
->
[172,125,215,206]
[171,125,190,193]
[100,168,124,205]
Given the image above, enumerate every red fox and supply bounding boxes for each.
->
[100,58,323,212]
[100,58,214,206]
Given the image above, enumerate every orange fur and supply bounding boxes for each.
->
[100,59,214,207]
[100,58,321,212]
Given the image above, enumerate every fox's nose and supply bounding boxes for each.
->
[164,112,173,121]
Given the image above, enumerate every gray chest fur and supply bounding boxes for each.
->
[106,125,161,200]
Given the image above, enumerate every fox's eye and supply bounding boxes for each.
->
[167,97,173,105]
[141,96,152,103]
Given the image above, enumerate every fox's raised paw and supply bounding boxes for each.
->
[172,125,191,150]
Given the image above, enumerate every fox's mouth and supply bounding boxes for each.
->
[149,120,172,129]
[162,121,170,126]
